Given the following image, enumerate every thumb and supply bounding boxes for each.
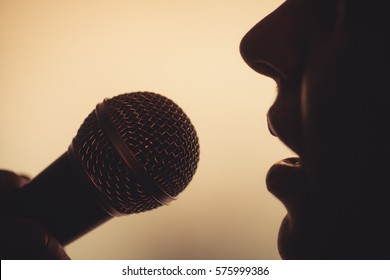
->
[0,218,70,260]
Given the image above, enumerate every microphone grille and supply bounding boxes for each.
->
[71,92,200,215]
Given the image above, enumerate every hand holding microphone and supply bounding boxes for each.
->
[0,92,200,258]
[0,170,70,259]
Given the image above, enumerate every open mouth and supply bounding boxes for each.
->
[266,157,305,200]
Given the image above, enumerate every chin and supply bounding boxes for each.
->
[276,214,333,260]
[276,214,381,260]
[276,214,310,260]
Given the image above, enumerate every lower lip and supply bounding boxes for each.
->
[266,157,304,198]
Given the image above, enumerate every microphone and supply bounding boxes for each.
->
[5,92,200,245]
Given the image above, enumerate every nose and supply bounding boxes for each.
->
[239,1,311,82]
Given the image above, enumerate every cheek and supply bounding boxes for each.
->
[299,29,390,259]
[301,25,389,202]
[300,26,352,185]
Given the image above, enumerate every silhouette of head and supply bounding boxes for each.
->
[240,0,390,259]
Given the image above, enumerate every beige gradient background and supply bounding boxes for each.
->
[0,0,294,259]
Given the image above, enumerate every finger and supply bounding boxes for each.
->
[0,170,30,191]
[0,218,70,260]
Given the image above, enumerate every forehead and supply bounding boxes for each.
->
[287,0,340,3]
[286,0,341,8]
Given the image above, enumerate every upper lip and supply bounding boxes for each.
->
[267,79,305,157]
[241,58,305,157]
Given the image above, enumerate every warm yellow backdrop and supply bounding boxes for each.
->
[0,0,294,259]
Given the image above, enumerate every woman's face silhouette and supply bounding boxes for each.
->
[240,0,390,259]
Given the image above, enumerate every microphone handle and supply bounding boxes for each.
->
[3,152,112,245]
